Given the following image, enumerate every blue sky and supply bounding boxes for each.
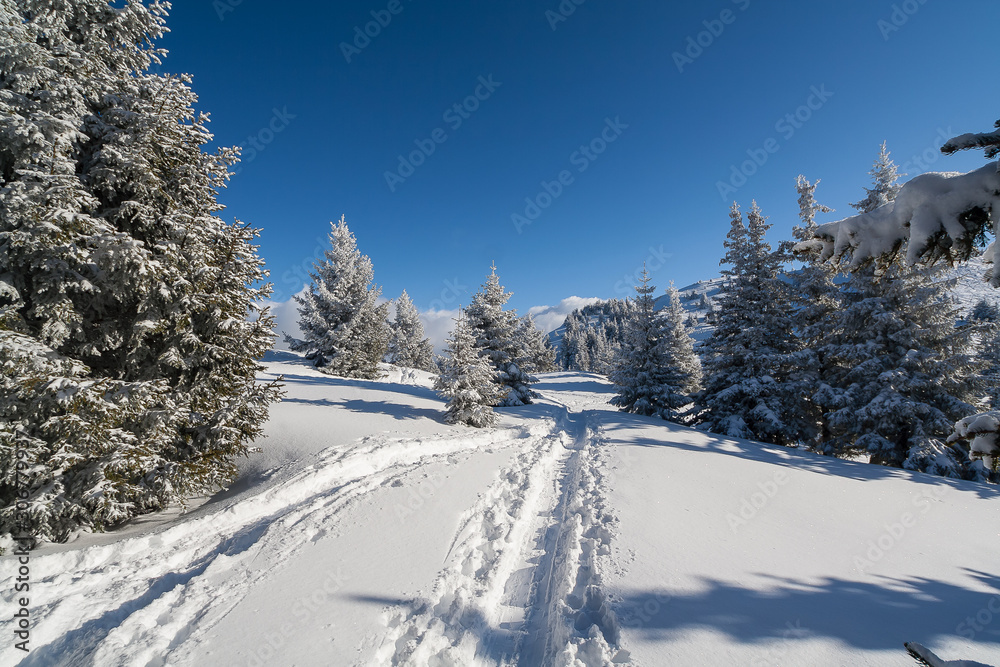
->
[159,0,999,324]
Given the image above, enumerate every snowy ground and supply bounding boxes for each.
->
[3,351,1000,666]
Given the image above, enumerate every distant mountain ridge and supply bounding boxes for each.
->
[548,256,1000,353]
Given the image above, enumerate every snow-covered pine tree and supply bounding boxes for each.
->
[971,299,1000,323]
[434,309,506,427]
[812,145,983,478]
[559,315,585,371]
[585,326,616,375]
[557,300,633,373]
[610,266,675,417]
[516,314,557,374]
[789,175,839,446]
[0,0,281,544]
[386,290,434,372]
[285,216,389,379]
[814,265,983,478]
[851,141,903,213]
[812,143,903,455]
[575,334,592,372]
[466,264,535,406]
[697,202,803,445]
[970,302,1000,409]
[658,284,702,421]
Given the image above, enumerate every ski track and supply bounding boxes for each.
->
[0,425,548,667]
[370,404,625,667]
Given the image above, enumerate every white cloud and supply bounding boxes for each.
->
[419,308,460,354]
[262,294,601,355]
[527,296,604,333]
[264,289,306,351]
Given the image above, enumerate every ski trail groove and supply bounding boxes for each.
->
[372,407,625,667]
[516,412,625,667]
[372,425,565,666]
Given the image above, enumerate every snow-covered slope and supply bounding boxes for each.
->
[2,353,999,666]
[546,279,724,351]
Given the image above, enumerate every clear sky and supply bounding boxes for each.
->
[158,0,1000,323]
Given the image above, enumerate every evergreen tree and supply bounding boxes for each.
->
[971,299,1000,323]
[434,310,506,427]
[814,265,982,477]
[698,202,802,444]
[516,314,557,374]
[789,175,839,446]
[658,284,703,421]
[812,144,905,456]
[556,300,633,373]
[610,267,675,417]
[285,216,389,379]
[559,316,584,371]
[970,301,1000,409]
[812,144,983,478]
[851,141,903,213]
[585,326,616,375]
[466,264,535,406]
[0,0,280,543]
[387,290,434,372]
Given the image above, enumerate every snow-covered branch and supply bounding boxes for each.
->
[796,162,1000,284]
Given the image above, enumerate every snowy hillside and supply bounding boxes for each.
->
[547,279,724,352]
[3,352,998,666]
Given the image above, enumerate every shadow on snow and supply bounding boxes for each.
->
[615,569,1000,655]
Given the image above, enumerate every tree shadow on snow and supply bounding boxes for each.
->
[21,520,271,667]
[597,412,1000,501]
[276,371,441,405]
[280,396,444,422]
[615,569,1000,658]
[534,376,617,396]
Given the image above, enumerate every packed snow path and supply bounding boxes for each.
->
[2,354,999,666]
[371,404,624,666]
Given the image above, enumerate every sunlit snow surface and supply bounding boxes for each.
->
[2,352,999,666]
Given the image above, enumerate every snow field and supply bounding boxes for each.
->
[0,423,541,667]
[599,415,1000,666]
[3,362,999,666]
